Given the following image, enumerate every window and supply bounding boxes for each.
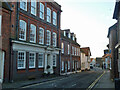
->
[19,20,27,41]
[62,61,64,71]
[53,55,56,66]
[47,7,51,23]
[75,47,76,56]
[40,3,44,19]
[20,0,27,11]
[68,61,70,70]
[29,52,35,68]
[38,53,44,68]
[17,51,26,69]
[68,44,70,54]
[72,46,74,55]
[31,0,36,15]
[53,32,57,47]
[53,11,57,25]
[73,61,74,69]
[39,27,44,44]
[30,24,36,43]
[46,30,51,45]
[61,42,64,53]
[0,15,2,36]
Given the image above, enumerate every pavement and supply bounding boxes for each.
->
[93,70,115,89]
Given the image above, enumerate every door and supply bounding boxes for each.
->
[0,50,5,83]
[65,62,67,73]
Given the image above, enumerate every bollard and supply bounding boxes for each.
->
[115,78,120,90]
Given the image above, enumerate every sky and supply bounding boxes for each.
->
[54,0,117,58]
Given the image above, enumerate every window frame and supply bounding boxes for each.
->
[47,7,51,23]
[38,53,44,68]
[19,20,27,41]
[68,44,70,54]
[30,24,36,43]
[31,0,37,16]
[61,42,64,53]
[39,27,44,44]
[46,30,51,45]
[17,51,26,69]
[53,32,57,47]
[40,2,44,19]
[53,11,57,25]
[20,0,27,11]
[29,52,36,68]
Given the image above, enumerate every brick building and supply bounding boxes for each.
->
[60,29,81,74]
[0,1,62,82]
[0,1,12,83]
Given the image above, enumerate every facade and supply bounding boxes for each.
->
[80,47,91,70]
[1,1,62,82]
[107,23,119,79]
[60,29,81,74]
[96,57,103,67]
[112,1,120,79]
[102,49,111,70]
[0,2,12,83]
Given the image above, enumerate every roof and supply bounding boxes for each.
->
[113,2,120,20]
[107,23,117,38]
[80,47,91,56]
[60,30,80,46]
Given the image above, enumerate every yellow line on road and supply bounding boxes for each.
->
[86,71,105,90]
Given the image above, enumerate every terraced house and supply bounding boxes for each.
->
[60,29,81,74]
[0,1,62,82]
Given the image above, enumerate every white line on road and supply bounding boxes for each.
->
[72,84,76,87]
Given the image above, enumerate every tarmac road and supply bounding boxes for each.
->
[20,70,103,89]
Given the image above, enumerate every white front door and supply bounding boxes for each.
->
[0,50,5,83]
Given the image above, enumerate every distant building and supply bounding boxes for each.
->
[80,47,91,70]
[60,29,81,74]
[96,57,103,67]
[90,58,96,67]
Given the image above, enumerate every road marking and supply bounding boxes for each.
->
[86,71,105,90]
[72,84,76,87]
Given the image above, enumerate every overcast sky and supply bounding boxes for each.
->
[54,0,117,58]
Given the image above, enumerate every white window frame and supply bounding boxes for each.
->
[19,20,27,41]
[62,61,64,71]
[53,55,56,66]
[39,27,44,44]
[40,2,44,19]
[31,0,36,16]
[61,42,64,53]
[20,0,27,11]
[0,15,2,36]
[68,61,70,70]
[68,44,70,54]
[29,52,36,68]
[47,7,51,23]
[53,11,57,25]
[53,32,57,47]
[46,30,51,45]
[30,24,36,43]
[17,51,26,69]
[38,53,44,68]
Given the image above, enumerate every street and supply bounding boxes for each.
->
[19,69,103,89]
